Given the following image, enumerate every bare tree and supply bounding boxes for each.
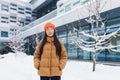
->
[69,0,120,71]
[30,33,40,50]
[8,21,26,56]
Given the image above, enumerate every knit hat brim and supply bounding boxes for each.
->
[44,22,56,32]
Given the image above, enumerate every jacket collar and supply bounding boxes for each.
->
[47,37,54,43]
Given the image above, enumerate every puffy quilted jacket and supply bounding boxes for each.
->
[34,37,67,76]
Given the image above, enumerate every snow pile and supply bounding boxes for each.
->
[0,53,120,80]
[63,61,120,80]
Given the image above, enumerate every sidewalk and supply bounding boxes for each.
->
[69,59,120,66]
[97,61,120,66]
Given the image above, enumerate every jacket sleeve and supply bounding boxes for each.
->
[34,41,42,70]
[59,41,68,70]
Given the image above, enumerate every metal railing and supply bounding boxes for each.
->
[21,9,57,31]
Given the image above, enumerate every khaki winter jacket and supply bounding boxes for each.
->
[34,37,67,76]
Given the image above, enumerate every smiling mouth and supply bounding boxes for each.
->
[49,32,52,35]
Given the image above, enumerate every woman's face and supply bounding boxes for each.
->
[46,27,54,37]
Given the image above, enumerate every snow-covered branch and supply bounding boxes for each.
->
[69,0,120,71]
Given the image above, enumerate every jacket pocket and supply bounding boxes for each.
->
[58,64,62,71]
[40,59,49,67]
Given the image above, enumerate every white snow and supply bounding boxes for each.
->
[0,53,120,80]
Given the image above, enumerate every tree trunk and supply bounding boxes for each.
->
[14,49,18,56]
[93,51,96,72]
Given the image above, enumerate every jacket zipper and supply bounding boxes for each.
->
[50,42,52,76]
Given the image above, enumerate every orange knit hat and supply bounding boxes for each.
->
[44,22,56,32]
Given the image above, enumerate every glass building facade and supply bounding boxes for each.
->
[33,0,58,19]
[25,6,120,62]
[0,0,119,62]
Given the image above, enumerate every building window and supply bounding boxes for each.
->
[1,16,9,23]
[25,23,29,25]
[65,4,71,12]
[32,13,36,16]
[18,11,24,14]
[26,19,31,22]
[117,40,120,50]
[10,20,16,23]
[1,17,8,19]
[81,0,89,4]
[57,0,64,8]
[10,16,16,19]
[26,11,31,14]
[10,7,17,10]
[18,7,24,10]
[73,0,80,6]
[1,21,5,23]
[32,11,37,14]
[26,17,31,22]
[59,8,64,13]
[1,4,9,11]
[1,31,8,37]
[26,7,31,10]
[10,28,14,31]
[10,3,17,7]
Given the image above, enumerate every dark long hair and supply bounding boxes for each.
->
[39,32,61,58]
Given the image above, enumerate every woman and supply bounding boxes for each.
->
[34,22,67,80]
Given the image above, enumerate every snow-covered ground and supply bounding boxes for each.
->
[0,53,120,80]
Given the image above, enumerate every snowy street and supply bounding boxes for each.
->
[0,53,39,80]
[0,53,120,80]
